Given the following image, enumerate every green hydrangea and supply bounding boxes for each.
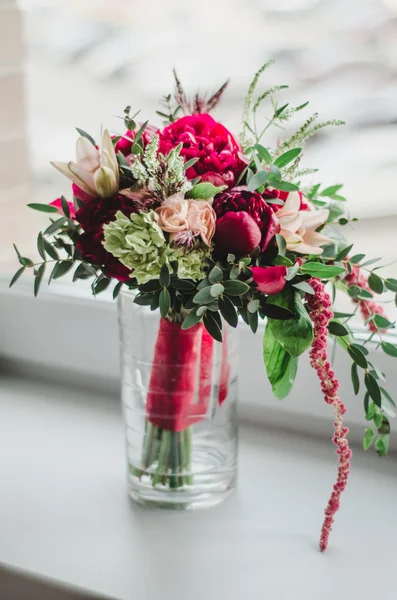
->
[171,247,211,281]
[103,210,210,284]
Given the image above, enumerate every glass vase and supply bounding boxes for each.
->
[118,290,238,509]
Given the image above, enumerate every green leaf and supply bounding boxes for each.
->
[43,239,59,260]
[273,256,293,267]
[183,157,199,172]
[193,286,216,304]
[210,283,224,298]
[159,288,171,318]
[52,261,74,280]
[365,372,382,407]
[351,362,360,395]
[381,387,397,409]
[134,293,153,306]
[93,277,111,295]
[27,203,60,213]
[229,265,241,279]
[348,345,368,369]
[335,244,354,262]
[9,266,26,288]
[113,281,124,300]
[374,413,383,429]
[375,436,389,456]
[360,257,381,268]
[328,321,349,337]
[366,401,376,420]
[208,265,223,284]
[320,184,344,198]
[363,428,374,451]
[37,233,46,261]
[269,181,299,192]
[218,295,238,328]
[292,281,315,295]
[253,144,272,164]
[273,148,302,169]
[263,325,298,400]
[76,127,96,146]
[373,315,395,330]
[350,343,369,356]
[385,278,397,292]
[222,280,250,296]
[34,263,46,297]
[261,303,295,320]
[247,307,258,333]
[134,120,149,143]
[248,299,260,313]
[203,312,222,342]
[61,196,71,219]
[247,170,270,192]
[276,234,286,257]
[350,254,365,264]
[368,272,384,294]
[170,278,196,291]
[182,307,202,330]
[159,264,171,288]
[268,289,313,358]
[185,182,226,200]
[381,342,397,357]
[44,217,67,236]
[73,263,96,281]
[300,262,345,278]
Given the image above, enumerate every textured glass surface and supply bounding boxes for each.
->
[118,291,238,509]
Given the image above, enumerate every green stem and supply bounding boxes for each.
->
[169,432,179,489]
[152,430,171,486]
[185,427,193,485]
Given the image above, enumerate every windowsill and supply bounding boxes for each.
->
[0,374,397,599]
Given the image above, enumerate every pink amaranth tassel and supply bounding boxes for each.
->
[306,278,352,552]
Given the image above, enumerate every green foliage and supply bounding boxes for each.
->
[267,289,313,358]
[263,325,298,399]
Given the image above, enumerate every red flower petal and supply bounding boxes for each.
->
[49,197,76,220]
[214,211,261,258]
[251,266,287,295]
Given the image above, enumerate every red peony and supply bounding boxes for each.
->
[158,114,246,188]
[213,187,280,256]
[214,212,261,258]
[251,266,287,295]
[75,195,137,282]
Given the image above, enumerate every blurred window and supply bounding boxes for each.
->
[1,0,397,275]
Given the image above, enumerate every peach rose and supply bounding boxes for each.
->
[155,193,189,233]
[186,200,216,246]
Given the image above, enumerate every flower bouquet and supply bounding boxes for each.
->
[11,62,397,551]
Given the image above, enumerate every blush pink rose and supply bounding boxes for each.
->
[186,200,216,246]
[155,193,189,233]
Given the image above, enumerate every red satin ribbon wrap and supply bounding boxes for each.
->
[146,318,230,432]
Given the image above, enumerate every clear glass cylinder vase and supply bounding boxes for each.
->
[118,290,238,509]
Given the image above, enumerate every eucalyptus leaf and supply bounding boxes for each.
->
[218,295,238,328]
[159,264,171,288]
[208,265,223,284]
[351,362,360,395]
[222,280,250,296]
[34,263,46,297]
[247,170,270,192]
[273,148,302,169]
[182,307,202,330]
[27,203,60,214]
[203,312,222,342]
[368,272,384,294]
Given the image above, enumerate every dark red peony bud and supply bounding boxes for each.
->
[213,212,261,258]
[213,187,279,254]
